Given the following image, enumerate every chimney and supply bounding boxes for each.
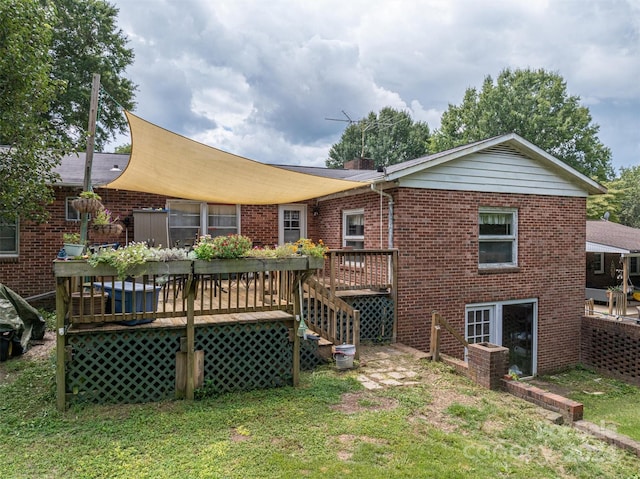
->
[344,157,376,170]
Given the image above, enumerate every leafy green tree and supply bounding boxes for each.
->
[586,178,623,223]
[49,0,137,150]
[0,0,67,222]
[431,68,614,181]
[326,107,431,168]
[615,166,640,227]
[114,143,132,154]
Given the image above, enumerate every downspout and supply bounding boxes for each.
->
[371,182,393,249]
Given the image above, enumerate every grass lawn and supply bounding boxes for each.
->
[2,353,640,479]
[537,365,640,443]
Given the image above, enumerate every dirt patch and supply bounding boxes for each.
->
[336,434,389,461]
[331,391,399,414]
[23,330,56,360]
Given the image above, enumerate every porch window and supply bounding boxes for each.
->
[168,200,240,247]
[630,256,640,276]
[592,253,604,274]
[343,209,364,249]
[66,197,81,221]
[207,204,239,238]
[0,214,19,256]
[479,208,517,268]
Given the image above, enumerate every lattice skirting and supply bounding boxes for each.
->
[66,321,323,405]
[343,296,394,343]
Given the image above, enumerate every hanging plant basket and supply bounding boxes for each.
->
[71,197,103,214]
[92,223,123,236]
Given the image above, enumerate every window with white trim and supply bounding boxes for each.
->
[66,197,81,221]
[278,205,307,244]
[466,307,492,344]
[466,300,537,377]
[167,200,240,247]
[343,209,364,249]
[479,208,517,267]
[0,214,19,256]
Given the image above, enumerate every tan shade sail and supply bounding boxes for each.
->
[104,111,367,204]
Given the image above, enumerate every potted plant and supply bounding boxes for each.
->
[62,233,85,257]
[92,207,123,236]
[71,190,103,214]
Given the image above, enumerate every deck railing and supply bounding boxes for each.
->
[303,276,360,357]
[316,249,398,293]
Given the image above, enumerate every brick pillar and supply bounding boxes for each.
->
[467,342,509,390]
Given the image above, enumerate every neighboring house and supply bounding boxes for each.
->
[0,133,605,376]
[586,219,640,302]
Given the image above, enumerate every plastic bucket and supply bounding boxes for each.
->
[334,344,355,370]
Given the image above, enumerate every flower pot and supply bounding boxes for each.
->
[71,197,103,214]
[92,223,123,236]
[64,243,85,257]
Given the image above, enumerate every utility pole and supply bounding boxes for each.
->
[80,73,101,245]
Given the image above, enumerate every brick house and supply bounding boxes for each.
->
[0,133,605,376]
[585,219,640,304]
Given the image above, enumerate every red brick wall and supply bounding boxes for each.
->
[316,190,390,250]
[581,315,640,386]
[1,189,314,299]
[392,188,586,374]
[0,186,168,299]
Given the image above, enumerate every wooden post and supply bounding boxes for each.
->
[430,312,440,361]
[292,273,301,386]
[185,273,195,400]
[55,277,68,411]
[80,73,100,245]
[353,310,360,360]
[622,256,629,315]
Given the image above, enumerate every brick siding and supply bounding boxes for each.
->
[3,184,587,375]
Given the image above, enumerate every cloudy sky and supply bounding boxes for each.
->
[109,0,640,172]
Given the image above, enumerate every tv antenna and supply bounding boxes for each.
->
[325,110,408,159]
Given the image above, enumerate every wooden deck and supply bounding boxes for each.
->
[69,309,295,334]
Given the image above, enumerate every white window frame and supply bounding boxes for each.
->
[342,208,364,249]
[167,200,240,247]
[278,204,307,245]
[465,299,538,377]
[478,207,518,268]
[0,215,19,257]
[66,197,81,221]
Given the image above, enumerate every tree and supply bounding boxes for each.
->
[48,0,137,150]
[591,166,640,228]
[114,143,131,154]
[326,107,431,169]
[0,0,67,222]
[430,68,614,181]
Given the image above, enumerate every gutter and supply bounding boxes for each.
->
[371,182,394,249]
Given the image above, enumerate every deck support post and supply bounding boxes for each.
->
[185,273,196,400]
[292,272,301,386]
[56,277,68,411]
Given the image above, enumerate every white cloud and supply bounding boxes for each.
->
[109,0,640,170]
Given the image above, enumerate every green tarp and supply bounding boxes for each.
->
[0,284,46,356]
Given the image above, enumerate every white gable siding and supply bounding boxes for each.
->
[398,146,588,197]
